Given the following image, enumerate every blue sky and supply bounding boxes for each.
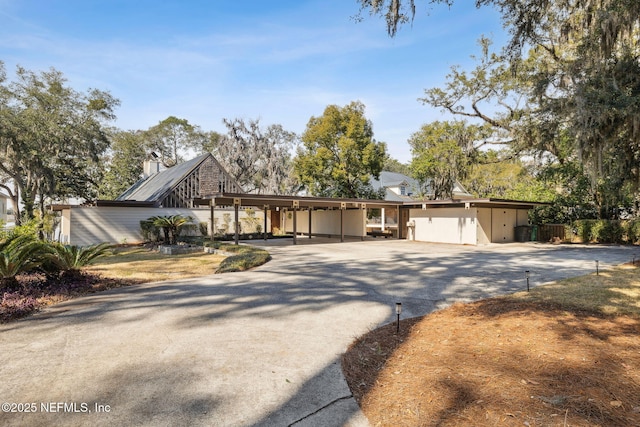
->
[0,0,506,163]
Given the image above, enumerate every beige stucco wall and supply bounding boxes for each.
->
[409,207,477,245]
[476,207,492,245]
[282,209,367,237]
[491,209,518,242]
[409,206,532,245]
[60,206,269,246]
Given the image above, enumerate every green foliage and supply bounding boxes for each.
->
[142,116,207,167]
[198,222,208,237]
[295,101,386,199]
[382,156,411,176]
[217,119,299,194]
[99,130,147,200]
[0,235,47,290]
[571,220,626,244]
[215,245,271,273]
[625,219,640,245]
[0,62,119,222]
[44,243,112,276]
[140,220,161,242]
[149,215,194,245]
[359,1,640,218]
[409,121,485,199]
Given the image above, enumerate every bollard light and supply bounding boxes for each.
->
[525,270,530,292]
[395,302,402,334]
[596,260,599,276]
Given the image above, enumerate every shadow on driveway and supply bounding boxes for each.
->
[0,241,635,426]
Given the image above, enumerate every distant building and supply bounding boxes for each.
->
[370,171,472,201]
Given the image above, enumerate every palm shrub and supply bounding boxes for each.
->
[0,235,47,291]
[149,215,194,245]
[44,242,112,277]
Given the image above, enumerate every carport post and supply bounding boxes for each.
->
[340,202,345,242]
[214,199,216,242]
[234,198,240,245]
[263,205,269,241]
[308,208,312,239]
[292,201,299,245]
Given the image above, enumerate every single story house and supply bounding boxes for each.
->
[201,193,538,245]
[52,153,541,246]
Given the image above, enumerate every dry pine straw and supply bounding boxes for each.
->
[342,299,640,427]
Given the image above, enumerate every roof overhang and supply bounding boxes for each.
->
[193,193,402,210]
[402,198,547,210]
[49,200,157,211]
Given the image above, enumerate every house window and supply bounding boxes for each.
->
[400,186,406,196]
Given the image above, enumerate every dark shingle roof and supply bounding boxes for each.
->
[117,154,211,204]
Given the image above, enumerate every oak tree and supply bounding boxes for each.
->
[294,101,386,199]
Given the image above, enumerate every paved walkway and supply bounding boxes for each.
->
[0,241,636,426]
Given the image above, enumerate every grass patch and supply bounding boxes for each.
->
[509,264,640,317]
[214,244,271,273]
[343,264,640,427]
[84,246,226,282]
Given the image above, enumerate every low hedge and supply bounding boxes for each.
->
[214,244,271,273]
[571,219,640,244]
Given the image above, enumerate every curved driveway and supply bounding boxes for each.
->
[0,240,636,426]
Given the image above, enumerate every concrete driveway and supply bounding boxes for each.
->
[0,240,636,426]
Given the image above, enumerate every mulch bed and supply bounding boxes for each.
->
[342,298,640,426]
[1,272,139,323]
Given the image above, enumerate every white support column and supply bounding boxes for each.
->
[381,207,386,232]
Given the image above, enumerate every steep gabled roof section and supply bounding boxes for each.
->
[116,153,243,207]
[117,154,209,203]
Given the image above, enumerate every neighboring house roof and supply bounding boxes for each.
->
[371,171,473,201]
[370,171,420,202]
[115,153,243,208]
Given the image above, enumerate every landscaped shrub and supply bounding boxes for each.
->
[0,235,48,291]
[215,245,271,273]
[572,219,626,243]
[624,219,640,245]
[199,222,208,237]
[140,220,161,242]
[43,243,113,277]
[598,221,624,243]
[148,215,194,245]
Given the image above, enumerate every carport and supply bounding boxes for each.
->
[194,193,403,245]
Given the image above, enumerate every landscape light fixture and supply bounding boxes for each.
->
[525,270,530,292]
[596,260,599,276]
[395,302,402,334]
